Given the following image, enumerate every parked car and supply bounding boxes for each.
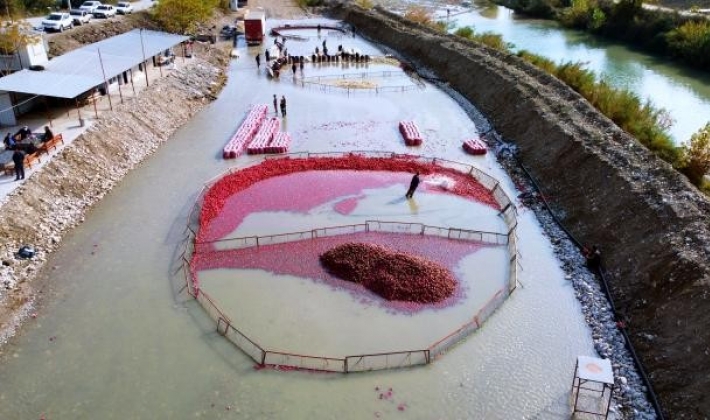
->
[69,9,92,25]
[78,1,102,14]
[42,12,73,32]
[93,4,116,18]
[115,1,134,14]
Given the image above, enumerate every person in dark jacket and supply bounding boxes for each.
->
[3,132,15,149]
[12,147,25,181]
[15,126,32,140]
[584,245,602,271]
[405,172,420,199]
[280,95,287,117]
[42,126,54,142]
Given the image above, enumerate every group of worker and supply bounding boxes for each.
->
[255,35,370,77]
[272,94,287,117]
[3,126,55,181]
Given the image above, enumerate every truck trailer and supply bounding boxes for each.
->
[244,9,266,45]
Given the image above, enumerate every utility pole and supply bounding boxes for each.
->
[97,48,113,111]
[140,29,149,87]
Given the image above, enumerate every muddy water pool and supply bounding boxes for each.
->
[0,19,595,419]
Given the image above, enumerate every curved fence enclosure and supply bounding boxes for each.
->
[180,152,520,372]
[297,70,423,95]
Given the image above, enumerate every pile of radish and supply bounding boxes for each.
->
[320,242,456,304]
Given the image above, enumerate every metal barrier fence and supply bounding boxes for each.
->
[180,151,521,372]
[345,350,430,372]
[298,81,420,96]
[302,70,409,83]
[198,221,507,249]
[263,352,346,372]
[295,70,422,96]
[427,289,507,360]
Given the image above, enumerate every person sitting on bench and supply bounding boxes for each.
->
[3,132,15,149]
[15,126,32,141]
[42,126,54,142]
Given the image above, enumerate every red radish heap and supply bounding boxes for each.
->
[320,243,457,304]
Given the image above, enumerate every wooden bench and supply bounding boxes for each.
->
[37,134,64,156]
[3,152,42,176]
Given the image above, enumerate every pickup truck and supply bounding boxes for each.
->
[93,4,116,18]
[79,1,102,14]
[69,9,92,25]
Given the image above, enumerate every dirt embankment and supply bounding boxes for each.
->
[336,4,710,418]
[0,22,231,345]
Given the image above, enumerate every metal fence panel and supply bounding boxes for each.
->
[256,231,314,246]
[264,352,346,372]
[476,289,507,326]
[421,225,449,238]
[345,351,429,372]
[313,224,367,238]
[428,321,480,360]
[207,236,258,251]
[221,321,267,365]
[366,220,424,235]
[492,184,513,209]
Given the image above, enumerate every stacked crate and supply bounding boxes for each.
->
[398,121,423,146]
[247,118,281,155]
[463,137,487,155]
[223,105,269,159]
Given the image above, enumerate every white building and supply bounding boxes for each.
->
[0,29,49,73]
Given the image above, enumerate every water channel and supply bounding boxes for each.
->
[413,0,710,144]
[0,20,599,419]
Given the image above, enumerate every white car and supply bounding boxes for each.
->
[69,9,92,25]
[79,1,102,14]
[42,12,73,32]
[116,2,134,14]
[93,4,117,18]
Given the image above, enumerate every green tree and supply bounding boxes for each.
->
[0,0,24,17]
[679,123,710,186]
[0,19,41,74]
[560,0,592,29]
[21,0,56,15]
[666,20,710,67]
[153,0,218,34]
[589,8,606,31]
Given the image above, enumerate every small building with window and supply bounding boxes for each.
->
[0,27,49,74]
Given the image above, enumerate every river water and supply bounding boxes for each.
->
[0,20,598,419]
[418,0,710,144]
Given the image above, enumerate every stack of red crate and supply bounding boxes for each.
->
[223,104,269,159]
[398,121,423,146]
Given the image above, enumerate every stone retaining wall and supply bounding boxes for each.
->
[337,4,710,417]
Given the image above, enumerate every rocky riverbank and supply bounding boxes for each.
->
[0,44,230,345]
[335,4,710,417]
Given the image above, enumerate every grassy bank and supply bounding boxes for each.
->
[401,6,709,192]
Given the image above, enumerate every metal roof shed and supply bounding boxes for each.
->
[0,29,189,100]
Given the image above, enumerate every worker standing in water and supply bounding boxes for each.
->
[405,172,421,199]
